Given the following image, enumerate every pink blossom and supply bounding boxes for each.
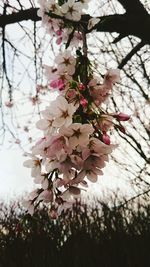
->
[32,137,50,157]
[23,155,41,177]
[86,168,103,183]
[74,31,82,41]
[66,89,76,99]
[61,0,82,21]
[104,69,120,86]
[97,115,113,132]
[54,177,71,188]
[88,79,97,87]
[44,65,58,81]
[70,153,83,170]
[36,117,54,136]
[56,37,63,45]
[46,134,71,160]
[69,186,81,197]
[58,158,73,175]
[55,50,76,75]
[45,1,62,15]
[70,170,86,185]
[36,137,46,146]
[82,137,114,159]
[60,123,94,149]
[55,29,63,36]
[48,95,77,127]
[79,83,85,90]
[102,133,111,145]
[80,97,88,107]
[83,155,106,171]
[38,190,53,203]
[50,79,64,90]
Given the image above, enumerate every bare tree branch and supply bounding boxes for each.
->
[0,4,150,45]
[93,14,150,45]
[117,0,148,15]
[0,8,40,27]
[118,41,145,69]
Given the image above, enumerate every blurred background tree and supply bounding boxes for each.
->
[1,199,150,267]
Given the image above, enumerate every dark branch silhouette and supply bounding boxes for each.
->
[118,41,145,69]
[0,8,40,27]
[0,0,150,46]
[117,0,148,15]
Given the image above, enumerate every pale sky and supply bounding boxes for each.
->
[0,146,136,203]
[0,0,141,203]
[0,149,34,201]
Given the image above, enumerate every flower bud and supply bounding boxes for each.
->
[113,112,130,121]
[56,37,62,45]
[50,79,64,90]
[80,97,88,107]
[102,133,110,145]
[79,83,85,90]
[55,29,62,36]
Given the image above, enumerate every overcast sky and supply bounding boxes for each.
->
[0,146,136,204]
[0,0,138,203]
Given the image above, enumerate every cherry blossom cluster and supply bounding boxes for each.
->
[37,0,98,45]
[23,0,130,218]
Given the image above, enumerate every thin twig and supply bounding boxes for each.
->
[118,41,145,69]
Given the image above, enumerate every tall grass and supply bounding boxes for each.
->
[0,197,150,267]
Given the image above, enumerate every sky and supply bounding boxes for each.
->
[0,144,136,203]
[0,149,34,201]
[0,0,142,204]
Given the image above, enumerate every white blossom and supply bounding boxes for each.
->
[55,50,76,75]
[37,189,53,203]
[60,123,94,149]
[88,17,100,30]
[45,0,62,15]
[36,116,54,136]
[23,155,41,177]
[61,0,82,21]
[48,95,77,127]
[104,69,120,85]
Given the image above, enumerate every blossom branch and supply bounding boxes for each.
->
[22,0,131,217]
[1,5,150,45]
